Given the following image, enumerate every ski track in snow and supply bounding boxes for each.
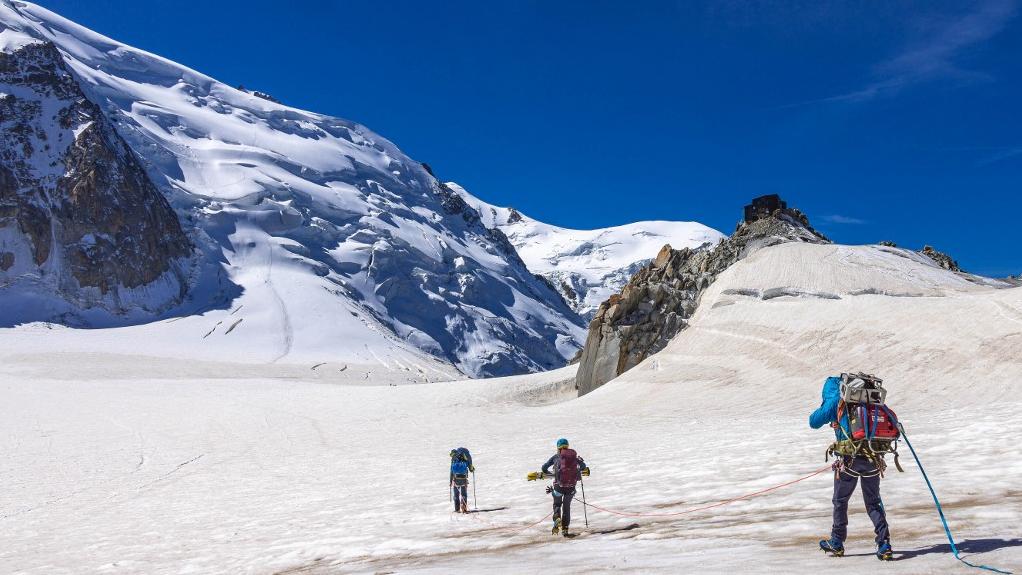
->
[265,244,294,363]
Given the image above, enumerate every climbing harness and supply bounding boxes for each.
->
[899,423,1012,574]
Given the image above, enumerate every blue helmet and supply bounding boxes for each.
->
[556,438,569,449]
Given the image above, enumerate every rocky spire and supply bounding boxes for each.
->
[919,245,961,272]
[575,195,828,395]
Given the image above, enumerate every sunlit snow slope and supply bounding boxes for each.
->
[453,183,725,320]
[1,241,1019,574]
[0,1,585,377]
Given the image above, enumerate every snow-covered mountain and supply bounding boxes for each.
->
[453,183,725,320]
[0,1,585,377]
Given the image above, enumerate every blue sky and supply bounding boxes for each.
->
[36,0,1022,276]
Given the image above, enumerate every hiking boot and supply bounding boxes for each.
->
[551,517,561,535]
[562,527,571,538]
[819,538,845,557]
[876,541,893,561]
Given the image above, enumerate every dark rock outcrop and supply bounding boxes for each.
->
[237,85,281,104]
[0,40,190,303]
[575,195,829,395]
[919,245,961,272]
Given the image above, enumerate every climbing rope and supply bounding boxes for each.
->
[460,507,554,536]
[899,425,1012,574]
[574,464,832,518]
[466,464,830,536]
[503,511,554,536]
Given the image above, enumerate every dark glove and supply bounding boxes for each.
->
[469,465,475,473]
[545,485,553,494]
[581,467,590,476]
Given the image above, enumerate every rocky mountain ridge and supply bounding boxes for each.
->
[0,35,192,317]
[575,195,830,395]
[452,183,725,321]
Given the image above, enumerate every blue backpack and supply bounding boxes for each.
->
[451,459,469,477]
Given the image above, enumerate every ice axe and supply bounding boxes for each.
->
[579,467,591,528]
[579,476,589,528]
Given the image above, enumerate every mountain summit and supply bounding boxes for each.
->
[0,1,584,376]
[453,183,724,320]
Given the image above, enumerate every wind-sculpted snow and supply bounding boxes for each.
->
[0,1,584,376]
[453,183,724,320]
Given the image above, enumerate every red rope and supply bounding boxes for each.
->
[505,511,554,535]
[455,464,830,536]
[577,464,832,518]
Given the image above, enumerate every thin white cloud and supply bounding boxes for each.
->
[821,215,867,225]
[977,147,1022,165]
[787,0,1017,107]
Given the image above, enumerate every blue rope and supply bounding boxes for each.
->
[899,424,1012,574]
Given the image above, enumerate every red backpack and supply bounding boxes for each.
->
[556,448,579,486]
[848,404,900,441]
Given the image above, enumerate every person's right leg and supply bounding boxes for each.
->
[830,462,860,544]
[857,464,890,545]
[561,486,575,529]
[551,488,564,533]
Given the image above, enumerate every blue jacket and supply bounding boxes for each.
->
[809,376,850,441]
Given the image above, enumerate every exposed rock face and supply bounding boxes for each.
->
[0,39,190,307]
[920,245,961,272]
[575,196,829,395]
[236,85,281,104]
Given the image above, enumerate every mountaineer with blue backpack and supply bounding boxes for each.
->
[449,447,474,513]
[811,373,902,561]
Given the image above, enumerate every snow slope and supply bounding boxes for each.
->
[2,241,1019,574]
[0,1,584,377]
[454,183,725,319]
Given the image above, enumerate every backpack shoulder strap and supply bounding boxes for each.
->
[834,400,853,440]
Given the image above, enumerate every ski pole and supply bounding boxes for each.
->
[579,477,589,528]
[472,471,478,510]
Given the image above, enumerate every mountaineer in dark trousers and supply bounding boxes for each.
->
[449,447,474,513]
[810,376,893,560]
[539,438,588,537]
